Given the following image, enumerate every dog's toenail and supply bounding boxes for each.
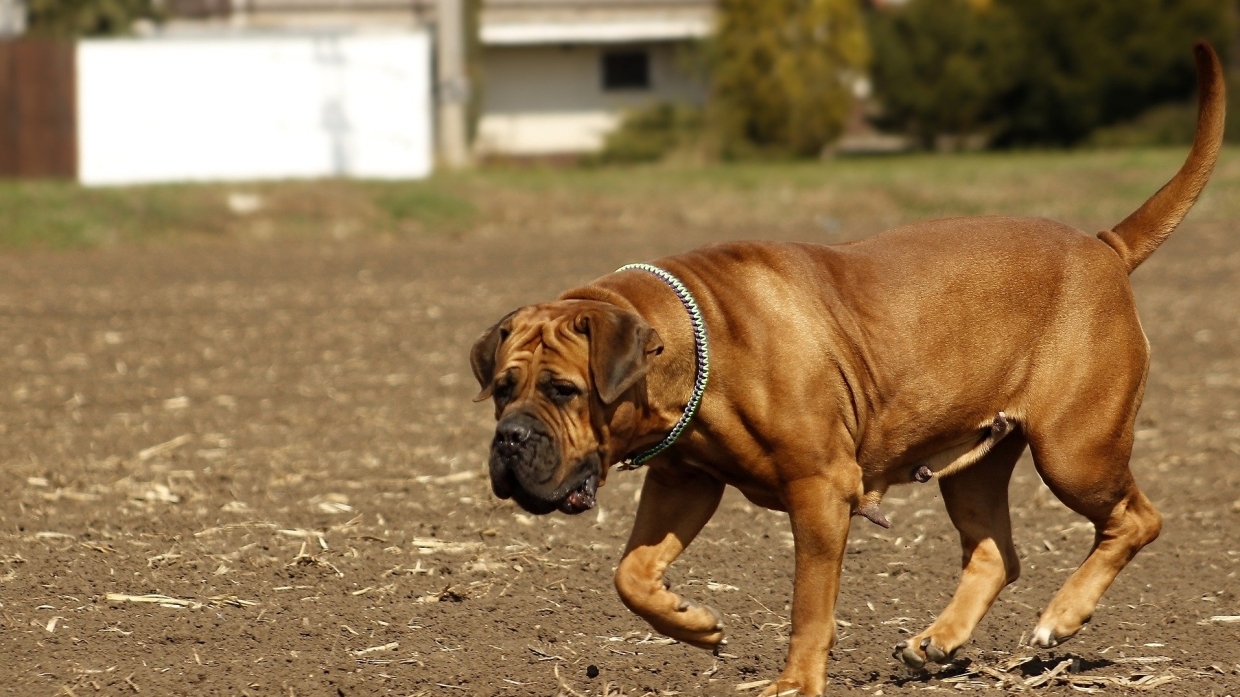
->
[897,646,925,669]
[926,643,950,663]
[920,637,931,650]
[895,640,907,649]
[677,599,690,611]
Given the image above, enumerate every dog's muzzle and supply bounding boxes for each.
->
[488,413,600,515]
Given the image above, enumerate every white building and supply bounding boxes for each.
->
[164,0,716,158]
[77,32,434,185]
[475,0,713,156]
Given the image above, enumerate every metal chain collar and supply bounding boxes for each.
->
[614,263,710,470]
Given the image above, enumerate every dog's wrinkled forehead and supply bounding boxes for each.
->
[498,304,589,377]
[473,298,659,407]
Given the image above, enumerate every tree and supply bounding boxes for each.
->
[868,0,1235,147]
[27,0,160,36]
[710,0,870,157]
[997,0,1233,146]
[868,0,1024,149]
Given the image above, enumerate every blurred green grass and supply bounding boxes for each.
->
[0,147,1236,250]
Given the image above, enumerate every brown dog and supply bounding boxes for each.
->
[470,43,1225,696]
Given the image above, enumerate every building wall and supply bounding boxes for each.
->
[475,41,704,155]
[77,32,432,186]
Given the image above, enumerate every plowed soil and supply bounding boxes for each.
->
[1,211,1238,696]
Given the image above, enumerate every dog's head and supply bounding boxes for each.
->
[470,301,662,515]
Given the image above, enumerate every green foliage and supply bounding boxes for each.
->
[867,0,1023,149]
[373,185,476,227]
[27,0,159,37]
[5,148,1240,249]
[0,182,224,248]
[710,0,870,158]
[869,0,1235,148]
[1089,103,1198,148]
[598,103,706,163]
[0,179,482,250]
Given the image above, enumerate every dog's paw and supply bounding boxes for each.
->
[662,596,725,650]
[1029,610,1089,649]
[893,639,925,669]
[759,677,820,697]
[1029,627,1060,649]
[1029,624,1076,649]
[893,636,958,670]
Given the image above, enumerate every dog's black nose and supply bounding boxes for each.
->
[495,420,532,454]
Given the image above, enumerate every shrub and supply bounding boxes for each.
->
[867,0,1023,149]
[709,0,870,158]
[1089,103,1198,148]
[868,0,1235,148]
[598,102,706,163]
[27,0,160,36]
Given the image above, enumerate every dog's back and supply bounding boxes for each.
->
[652,41,1226,472]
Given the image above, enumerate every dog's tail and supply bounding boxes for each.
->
[1098,41,1226,274]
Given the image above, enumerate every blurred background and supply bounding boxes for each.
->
[0,0,1237,248]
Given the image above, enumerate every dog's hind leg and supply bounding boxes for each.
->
[896,433,1026,669]
[614,462,727,650]
[1025,419,1162,648]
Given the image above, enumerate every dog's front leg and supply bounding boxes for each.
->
[614,463,726,649]
[763,474,853,697]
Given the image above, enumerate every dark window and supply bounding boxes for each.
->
[602,51,650,90]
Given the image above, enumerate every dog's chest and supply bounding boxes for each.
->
[682,457,786,511]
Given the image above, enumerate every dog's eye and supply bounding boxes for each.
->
[493,379,515,405]
[546,381,580,404]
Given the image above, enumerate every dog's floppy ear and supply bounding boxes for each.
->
[577,307,663,405]
[470,310,517,402]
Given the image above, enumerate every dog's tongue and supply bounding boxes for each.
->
[562,475,598,513]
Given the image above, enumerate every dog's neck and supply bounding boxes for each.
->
[560,277,699,463]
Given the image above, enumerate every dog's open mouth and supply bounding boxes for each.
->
[558,473,598,514]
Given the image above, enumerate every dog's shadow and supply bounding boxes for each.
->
[880,653,1116,688]
[1008,654,1115,678]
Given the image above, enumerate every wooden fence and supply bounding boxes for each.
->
[0,40,77,178]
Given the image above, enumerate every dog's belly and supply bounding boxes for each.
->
[903,411,1014,481]
[864,411,1011,482]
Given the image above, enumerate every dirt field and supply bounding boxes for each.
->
[1,164,1239,696]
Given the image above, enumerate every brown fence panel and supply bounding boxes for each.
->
[0,39,77,179]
